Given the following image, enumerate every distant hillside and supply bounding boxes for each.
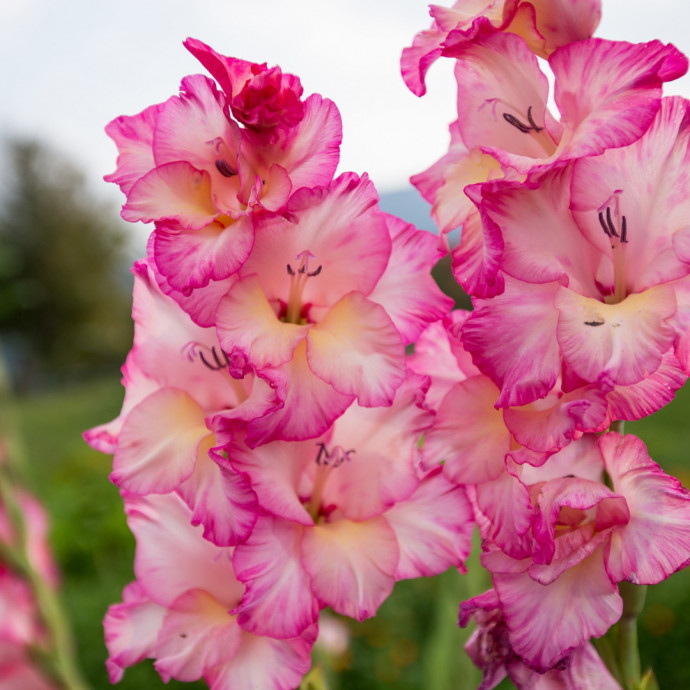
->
[379,188,438,234]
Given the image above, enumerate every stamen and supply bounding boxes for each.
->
[315,442,355,468]
[597,202,629,304]
[307,442,355,521]
[598,211,611,237]
[598,206,629,245]
[287,264,295,276]
[526,106,543,132]
[315,443,328,465]
[215,159,237,177]
[503,113,531,133]
[198,346,231,371]
[182,342,232,371]
[605,206,619,238]
[503,106,543,134]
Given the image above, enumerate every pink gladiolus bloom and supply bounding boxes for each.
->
[0,492,60,690]
[415,317,608,489]
[411,34,685,297]
[466,98,690,403]
[448,34,684,179]
[216,376,473,638]
[184,38,305,132]
[215,173,412,442]
[85,260,282,545]
[401,0,602,97]
[0,491,58,592]
[459,590,621,689]
[407,310,480,409]
[105,493,316,688]
[601,433,690,585]
[106,41,342,296]
[0,645,59,690]
[474,433,690,671]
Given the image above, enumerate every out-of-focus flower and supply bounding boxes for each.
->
[0,490,60,689]
[105,493,316,689]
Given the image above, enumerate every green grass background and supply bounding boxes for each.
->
[2,376,690,689]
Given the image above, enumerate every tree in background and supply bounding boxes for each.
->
[0,140,132,391]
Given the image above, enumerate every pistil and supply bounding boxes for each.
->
[306,463,333,522]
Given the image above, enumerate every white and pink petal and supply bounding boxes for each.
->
[154,589,241,683]
[555,286,676,387]
[463,279,562,407]
[368,213,452,344]
[125,494,242,608]
[385,469,473,579]
[601,433,690,584]
[122,161,218,229]
[153,216,253,292]
[242,341,354,445]
[104,102,163,195]
[232,517,319,638]
[104,581,166,683]
[423,375,509,485]
[493,548,622,672]
[306,292,405,407]
[205,625,317,690]
[111,388,210,495]
[216,274,308,369]
[301,517,399,621]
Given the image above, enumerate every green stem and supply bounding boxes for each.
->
[594,630,624,686]
[299,664,329,690]
[609,419,625,436]
[617,581,647,690]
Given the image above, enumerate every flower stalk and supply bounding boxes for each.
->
[617,580,647,690]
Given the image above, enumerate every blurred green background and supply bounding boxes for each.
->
[1,139,690,689]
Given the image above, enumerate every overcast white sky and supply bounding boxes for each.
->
[1,0,690,207]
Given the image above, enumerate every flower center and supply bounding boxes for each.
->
[305,442,355,521]
[215,159,237,177]
[208,136,238,178]
[284,250,322,324]
[182,342,231,370]
[482,98,557,155]
[502,105,542,134]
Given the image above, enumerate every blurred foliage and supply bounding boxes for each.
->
[0,139,132,391]
[432,254,473,311]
